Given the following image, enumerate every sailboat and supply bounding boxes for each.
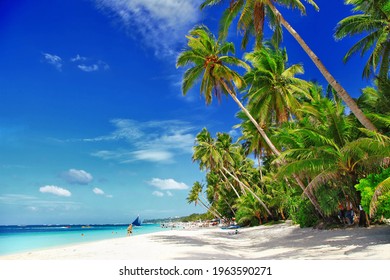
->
[131,215,141,226]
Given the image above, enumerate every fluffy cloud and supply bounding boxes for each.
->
[70,55,110,72]
[42,53,63,71]
[166,191,173,197]
[92,187,105,195]
[130,150,173,163]
[62,169,93,185]
[90,119,195,163]
[152,191,164,197]
[148,178,189,190]
[95,0,202,57]
[39,185,71,197]
[70,54,87,62]
[78,64,99,72]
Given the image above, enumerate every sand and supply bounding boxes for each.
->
[1,221,389,260]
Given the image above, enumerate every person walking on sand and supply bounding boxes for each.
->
[127,224,133,236]
[338,201,346,224]
[345,195,354,225]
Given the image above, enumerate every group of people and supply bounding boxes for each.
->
[338,195,369,227]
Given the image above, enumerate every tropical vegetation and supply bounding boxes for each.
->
[177,0,390,228]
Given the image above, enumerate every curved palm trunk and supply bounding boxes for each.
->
[220,170,241,198]
[221,79,281,155]
[221,79,325,217]
[268,3,377,132]
[222,196,236,215]
[222,166,273,218]
[198,198,222,219]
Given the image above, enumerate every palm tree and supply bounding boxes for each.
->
[370,176,390,218]
[356,84,390,135]
[200,0,378,131]
[235,191,268,225]
[244,46,311,126]
[192,128,274,216]
[176,25,280,155]
[274,93,390,215]
[179,25,324,217]
[334,0,390,86]
[187,181,222,219]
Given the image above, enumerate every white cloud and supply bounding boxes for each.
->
[152,191,164,197]
[78,64,99,72]
[89,119,195,164]
[93,187,105,195]
[70,54,110,72]
[62,169,93,185]
[166,191,173,197]
[42,52,63,71]
[148,178,189,190]
[71,54,87,62]
[85,119,143,142]
[130,150,173,163]
[0,194,37,204]
[39,185,71,197]
[95,0,202,57]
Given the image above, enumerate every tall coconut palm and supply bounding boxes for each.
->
[179,26,324,217]
[335,0,390,85]
[187,181,222,219]
[176,25,280,155]
[274,94,390,210]
[235,191,268,225]
[244,46,311,126]
[192,128,273,216]
[356,83,390,135]
[200,0,378,131]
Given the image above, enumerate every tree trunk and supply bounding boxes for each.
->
[222,166,274,218]
[220,170,241,198]
[268,3,377,132]
[221,79,282,156]
[221,79,325,217]
[198,198,222,219]
[293,174,324,218]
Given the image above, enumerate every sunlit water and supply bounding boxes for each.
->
[0,224,167,256]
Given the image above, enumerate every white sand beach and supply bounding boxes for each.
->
[1,221,389,260]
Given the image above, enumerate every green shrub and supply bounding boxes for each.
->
[355,168,390,219]
[291,198,319,228]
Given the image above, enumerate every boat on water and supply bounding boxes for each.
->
[131,216,141,226]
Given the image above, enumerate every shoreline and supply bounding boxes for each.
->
[1,221,389,260]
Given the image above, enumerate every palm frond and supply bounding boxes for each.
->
[220,0,244,41]
[370,177,390,218]
[182,65,204,95]
[200,0,223,10]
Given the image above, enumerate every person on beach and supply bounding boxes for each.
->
[358,204,369,227]
[338,202,345,224]
[127,224,133,236]
[345,195,354,225]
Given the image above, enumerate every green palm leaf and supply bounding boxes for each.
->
[370,177,390,218]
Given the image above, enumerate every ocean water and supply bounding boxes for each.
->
[0,223,167,256]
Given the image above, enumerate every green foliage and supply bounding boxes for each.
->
[355,168,390,219]
[235,192,264,226]
[314,185,340,217]
[180,213,214,222]
[291,199,319,228]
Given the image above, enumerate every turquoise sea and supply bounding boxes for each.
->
[0,223,167,256]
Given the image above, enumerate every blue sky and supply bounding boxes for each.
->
[0,0,372,225]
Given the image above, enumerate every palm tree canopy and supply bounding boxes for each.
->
[200,0,319,49]
[187,181,204,205]
[334,0,390,79]
[176,25,249,104]
[244,46,311,125]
